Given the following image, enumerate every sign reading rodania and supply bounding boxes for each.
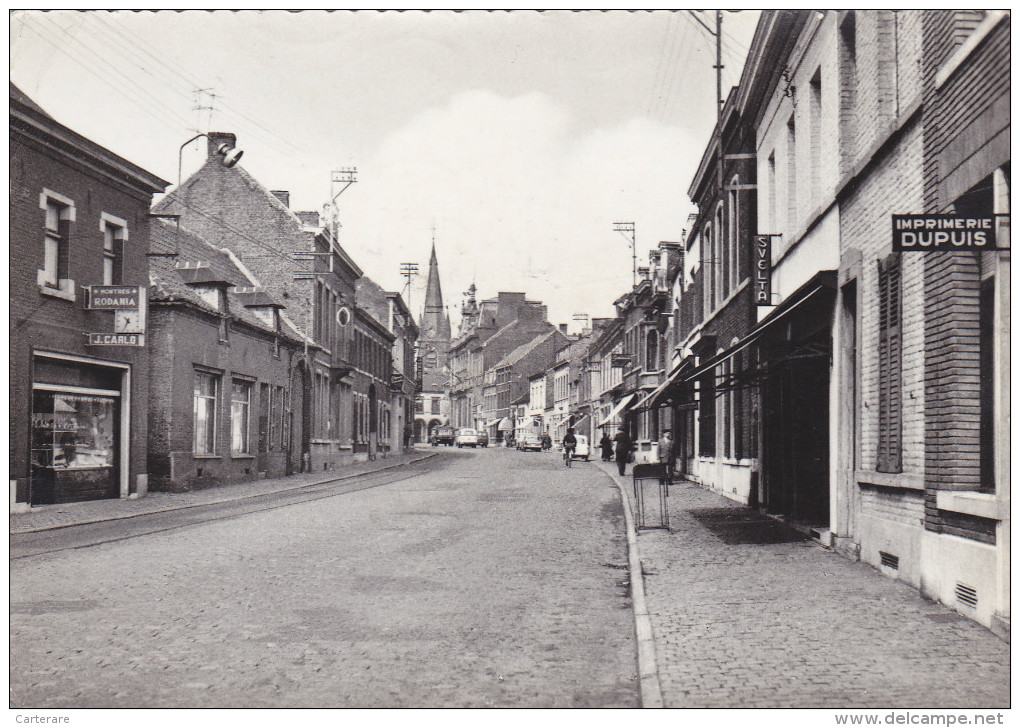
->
[892,215,997,251]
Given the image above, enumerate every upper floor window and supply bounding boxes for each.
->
[39,190,75,295]
[100,213,127,286]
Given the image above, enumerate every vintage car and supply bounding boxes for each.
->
[430,426,456,446]
[454,428,480,448]
[517,433,544,452]
[475,430,489,447]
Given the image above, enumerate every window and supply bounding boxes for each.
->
[786,118,797,232]
[194,371,219,455]
[876,255,902,473]
[40,191,74,290]
[231,380,252,455]
[415,398,425,414]
[767,153,778,234]
[100,214,127,286]
[698,371,716,457]
[431,397,440,415]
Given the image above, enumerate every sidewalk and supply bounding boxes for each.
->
[10,449,437,534]
[595,462,1010,709]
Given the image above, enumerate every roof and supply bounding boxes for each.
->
[148,219,300,344]
[11,82,169,194]
[494,329,559,370]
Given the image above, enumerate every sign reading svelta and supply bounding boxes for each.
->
[892,215,997,251]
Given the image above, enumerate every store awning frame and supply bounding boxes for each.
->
[597,393,635,426]
[681,270,837,385]
[632,359,695,412]
[497,417,513,431]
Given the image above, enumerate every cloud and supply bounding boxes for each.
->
[343,89,702,328]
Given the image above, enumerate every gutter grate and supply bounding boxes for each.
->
[955,582,978,609]
[879,551,899,570]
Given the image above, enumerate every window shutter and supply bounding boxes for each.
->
[877,255,902,472]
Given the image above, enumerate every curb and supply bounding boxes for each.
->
[599,463,664,709]
[12,452,438,535]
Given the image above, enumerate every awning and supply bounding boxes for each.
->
[484,419,500,427]
[597,393,635,427]
[631,359,694,412]
[497,417,513,431]
[573,414,591,433]
[682,270,837,384]
[551,413,572,428]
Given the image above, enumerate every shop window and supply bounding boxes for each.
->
[31,390,117,471]
[231,380,252,455]
[194,371,219,455]
[876,254,903,473]
[100,213,127,286]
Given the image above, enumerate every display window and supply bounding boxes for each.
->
[31,390,118,470]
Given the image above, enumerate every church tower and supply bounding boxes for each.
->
[415,238,451,441]
[421,242,451,342]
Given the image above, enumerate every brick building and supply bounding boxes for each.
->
[151,132,382,470]
[146,220,305,490]
[356,276,419,454]
[10,83,168,507]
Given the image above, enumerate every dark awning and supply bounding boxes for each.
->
[631,359,695,412]
[681,270,837,384]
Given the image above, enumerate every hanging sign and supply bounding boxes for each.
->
[892,215,997,251]
[86,285,143,309]
[754,235,772,306]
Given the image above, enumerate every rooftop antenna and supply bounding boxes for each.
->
[613,222,637,288]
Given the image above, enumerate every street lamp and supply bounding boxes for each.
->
[161,132,244,258]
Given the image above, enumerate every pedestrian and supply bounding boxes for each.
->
[541,432,552,451]
[613,429,632,477]
[599,432,614,462]
[658,429,674,483]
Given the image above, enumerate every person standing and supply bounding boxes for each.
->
[658,429,675,483]
[613,428,632,476]
[599,432,614,462]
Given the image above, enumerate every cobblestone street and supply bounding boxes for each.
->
[10,449,637,708]
[596,463,1010,709]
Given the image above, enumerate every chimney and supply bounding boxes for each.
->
[559,323,569,335]
[207,132,238,159]
[271,191,290,208]
[294,211,322,228]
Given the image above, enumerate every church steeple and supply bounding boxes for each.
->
[422,236,451,341]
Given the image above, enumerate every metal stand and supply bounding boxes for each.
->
[632,463,669,531]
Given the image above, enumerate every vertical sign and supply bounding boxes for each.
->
[754,235,772,306]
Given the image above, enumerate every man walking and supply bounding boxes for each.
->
[658,429,674,483]
[613,428,632,477]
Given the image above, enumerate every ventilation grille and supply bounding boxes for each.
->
[955,582,978,608]
[879,551,899,570]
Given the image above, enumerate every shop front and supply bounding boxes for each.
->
[28,352,131,505]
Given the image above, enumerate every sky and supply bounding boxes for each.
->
[10,9,760,332]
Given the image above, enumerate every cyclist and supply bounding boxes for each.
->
[562,428,577,467]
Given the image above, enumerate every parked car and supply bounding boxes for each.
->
[455,428,480,447]
[517,433,543,452]
[431,426,456,446]
[476,430,489,447]
[562,434,590,461]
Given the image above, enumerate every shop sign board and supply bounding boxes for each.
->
[754,235,772,306]
[86,285,143,309]
[892,215,997,251]
[88,333,145,347]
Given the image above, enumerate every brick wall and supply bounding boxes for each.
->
[921,13,1009,539]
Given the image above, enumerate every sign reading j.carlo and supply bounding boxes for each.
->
[754,235,772,306]
[892,215,997,251]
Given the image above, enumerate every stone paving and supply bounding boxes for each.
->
[10,448,435,534]
[10,448,637,708]
[595,462,1011,709]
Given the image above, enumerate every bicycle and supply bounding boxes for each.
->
[563,447,575,467]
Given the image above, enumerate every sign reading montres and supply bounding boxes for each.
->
[86,285,147,346]
[892,215,997,251]
[86,285,142,309]
[753,235,772,306]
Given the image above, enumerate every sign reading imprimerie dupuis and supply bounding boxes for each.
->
[892,215,997,251]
